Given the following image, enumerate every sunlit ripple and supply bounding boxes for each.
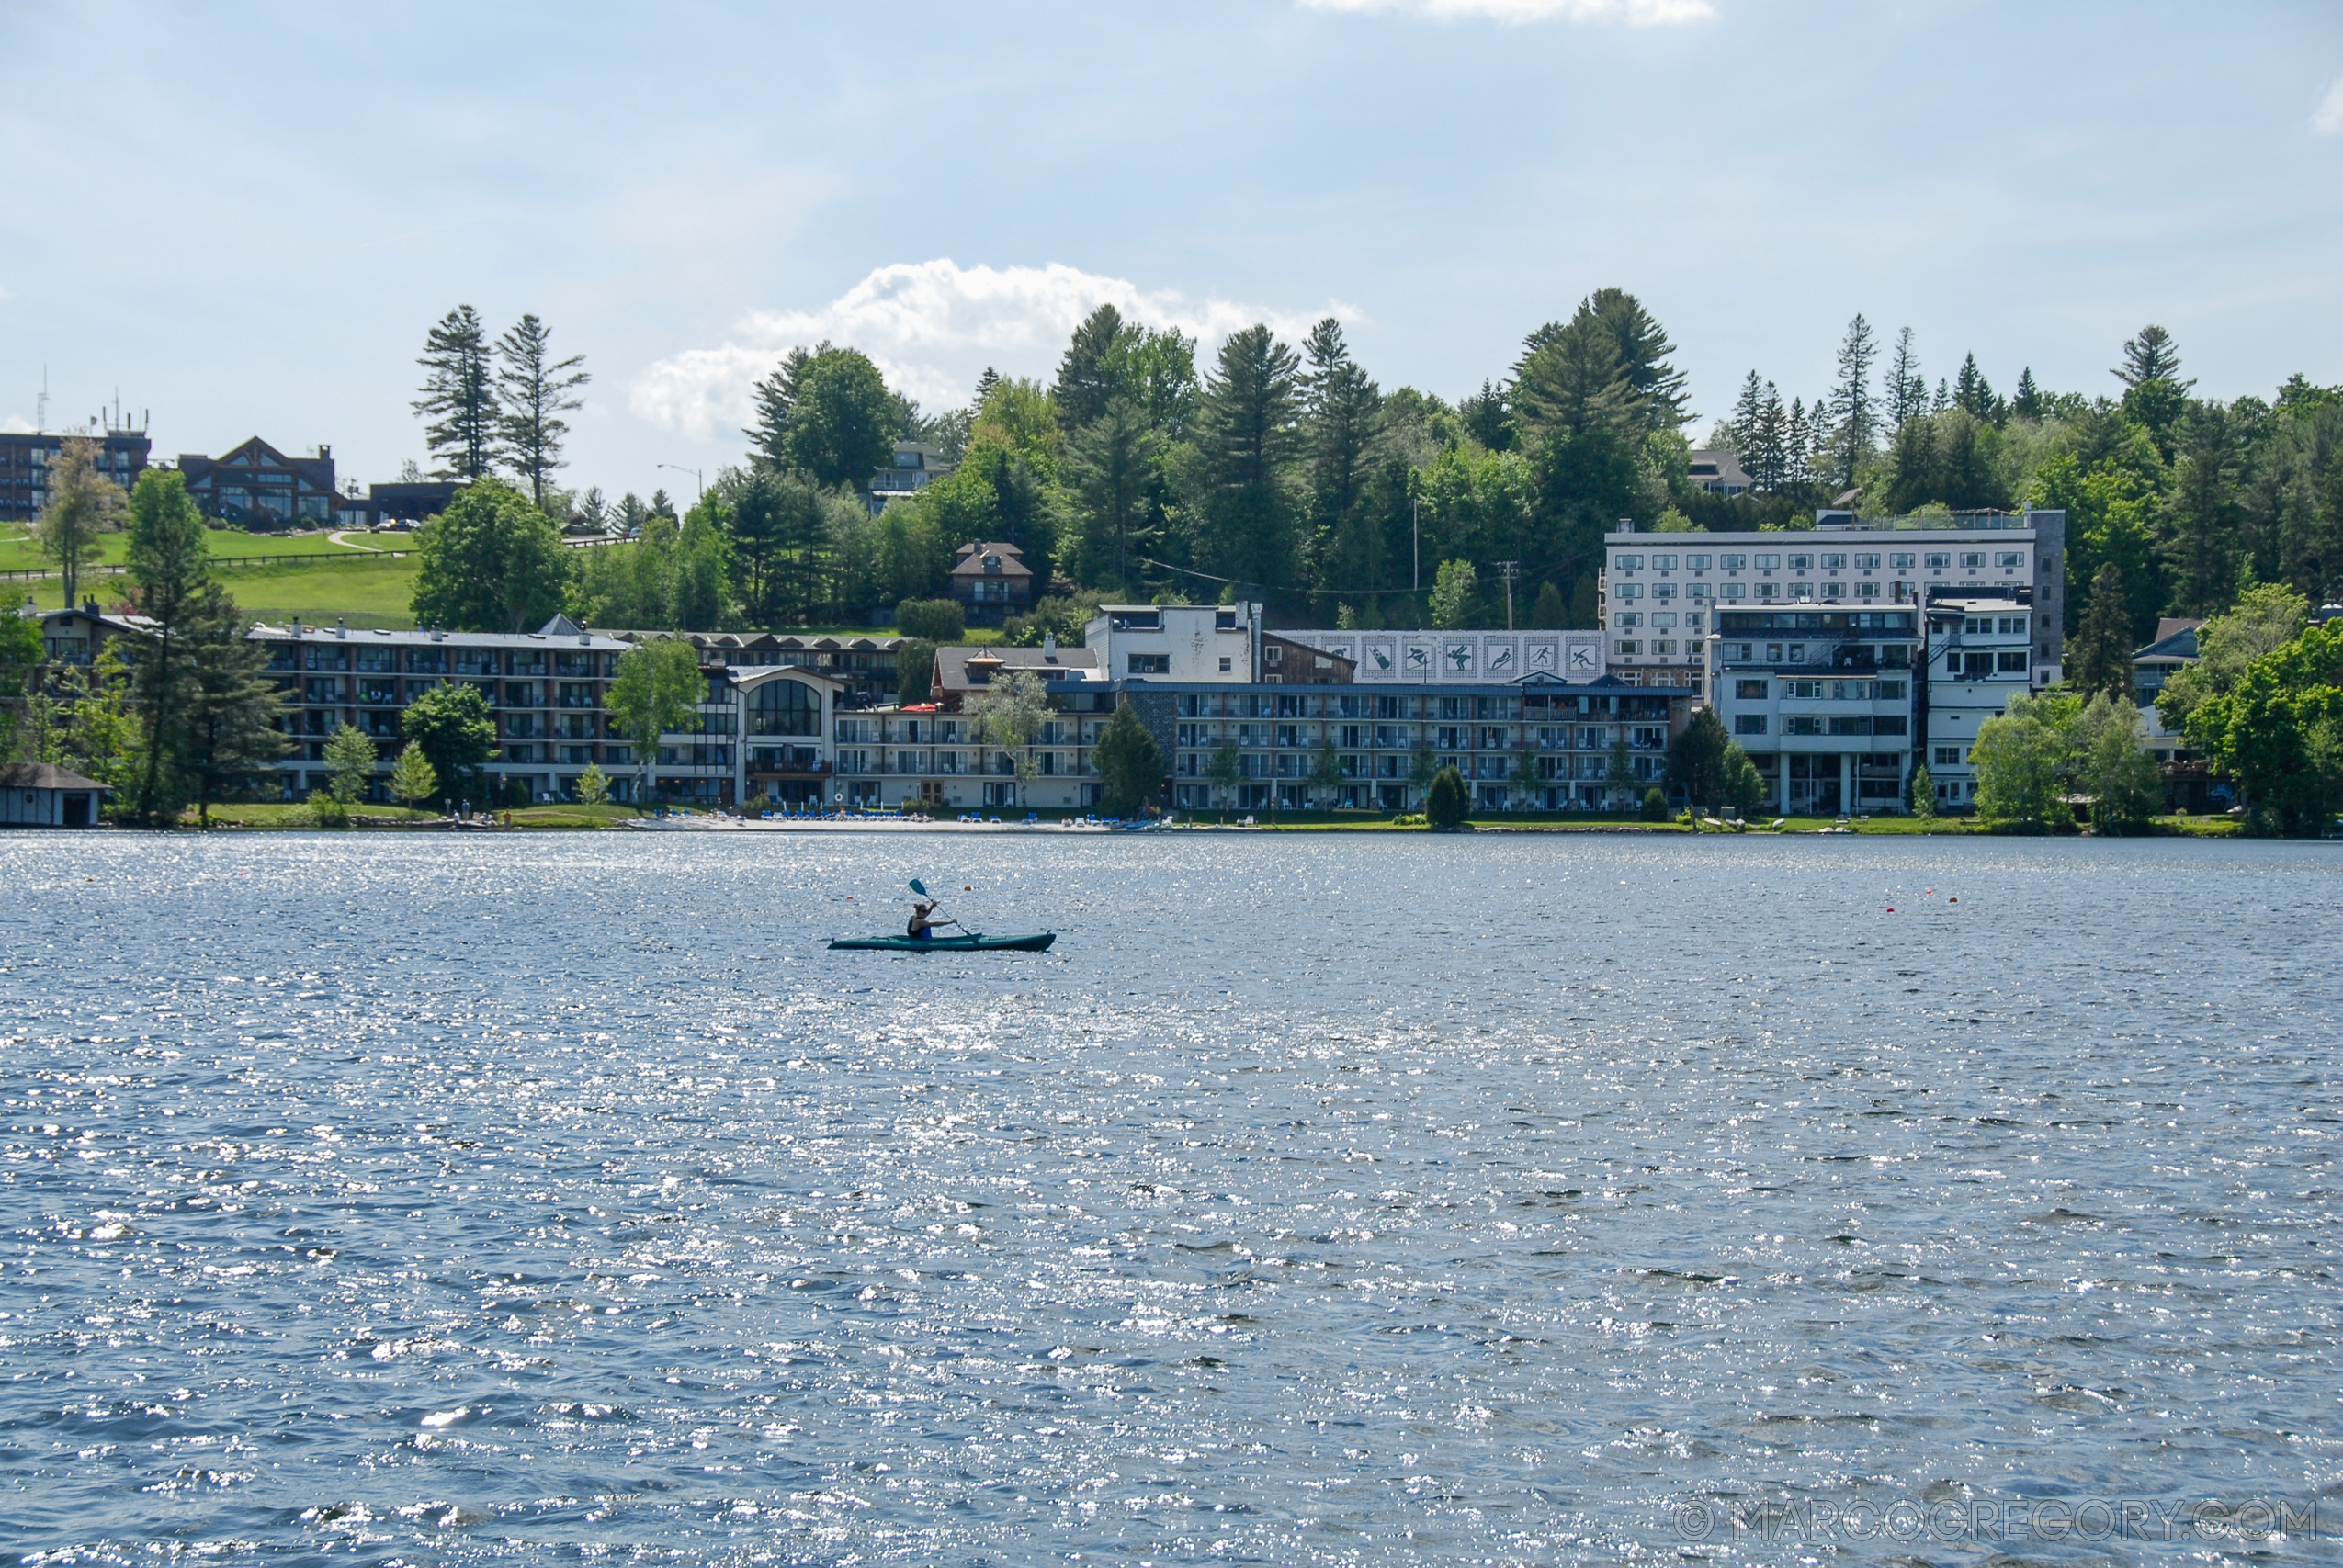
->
[0,831,2336,1562]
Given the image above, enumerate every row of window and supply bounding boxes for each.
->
[1719,642,1915,665]
[1172,693,1671,720]
[1735,678,1909,700]
[266,644,611,677]
[1615,549,2024,572]
[1172,723,1666,751]
[1615,581,1902,603]
[1734,715,1912,737]
[286,676,606,708]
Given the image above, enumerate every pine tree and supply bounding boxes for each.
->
[574,761,611,805]
[1300,317,1382,589]
[1193,325,1302,592]
[182,583,289,827]
[2071,561,2136,703]
[1748,381,1789,491]
[1461,380,1511,451]
[1065,396,1158,589]
[496,314,589,507]
[1727,370,1767,454]
[1828,313,1878,489]
[324,723,378,805]
[1053,304,1127,433]
[413,306,500,479]
[1885,327,1925,432]
[1580,288,1690,435]
[2114,325,2190,389]
[1092,699,1166,817]
[1907,761,1937,818]
[744,344,820,468]
[390,741,438,807]
[1528,581,1568,629]
[1953,354,1998,422]
[2011,367,2044,421]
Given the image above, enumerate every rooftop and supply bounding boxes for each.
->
[248,614,631,650]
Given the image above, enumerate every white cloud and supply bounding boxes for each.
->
[2315,77,2343,135]
[0,415,32,434]
[1297,0,1713,25]
[631,259,1347,438]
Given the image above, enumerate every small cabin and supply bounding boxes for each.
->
[0,762,108,827]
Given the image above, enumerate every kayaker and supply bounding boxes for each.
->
[906,898,957,941]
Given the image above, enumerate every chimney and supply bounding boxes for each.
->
[1042,631,1058,660]
[83,596,97,615]
[335,617,346,638]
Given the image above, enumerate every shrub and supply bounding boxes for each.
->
[308,789,350,829]
[575,762,611,805]
[1641,786,1669,822]
[1425,765,1469,829]
[896,598,965,642]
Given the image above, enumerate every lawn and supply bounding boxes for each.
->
[0,524,402,578]
[209,555,423,628]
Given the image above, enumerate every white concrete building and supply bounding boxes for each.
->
[1919,596,2034,808]
[1083,604,1262,682]
[1605,509,2068,694]
[1276,628,1607,682]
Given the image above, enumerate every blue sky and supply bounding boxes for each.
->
[2,1,2337,502]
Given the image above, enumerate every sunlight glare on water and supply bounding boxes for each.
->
[0,831,2337,1563]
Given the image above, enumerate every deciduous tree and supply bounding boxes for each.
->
[34,436,125,610]
[400,683,498,809]
[606,637,706,803]
[411,479,571,632]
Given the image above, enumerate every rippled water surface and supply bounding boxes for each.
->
[2,829,2338,1564]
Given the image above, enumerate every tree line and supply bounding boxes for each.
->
[433,296,2337,649]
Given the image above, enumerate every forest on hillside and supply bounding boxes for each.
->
[420,296,2343,645]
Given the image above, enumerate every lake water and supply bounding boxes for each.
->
[2,829,2338,1565]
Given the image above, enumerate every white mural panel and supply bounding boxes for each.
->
[1281,630,1607,683]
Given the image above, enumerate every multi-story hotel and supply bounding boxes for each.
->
[0,425,152,523]
[1606,508,2067,694]
[1692,512,2068,816]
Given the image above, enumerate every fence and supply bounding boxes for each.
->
[0,548,413,583]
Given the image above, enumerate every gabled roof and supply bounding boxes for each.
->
[2134,622,2201,662]
[177,436,334,490]
[933,642,1099,692]
[951,542,1033,579]
[0,761,108,791]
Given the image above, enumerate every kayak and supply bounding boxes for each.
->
[827,931,1057,953]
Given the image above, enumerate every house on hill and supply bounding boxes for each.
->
[949,541,1035,626]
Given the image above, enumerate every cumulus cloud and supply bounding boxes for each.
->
[2316,77,2343,135]
[632,259,1347,437]
[0,415,33,434]
[1297,0,1714,25]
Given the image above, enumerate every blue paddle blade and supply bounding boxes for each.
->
[908,879,928,897]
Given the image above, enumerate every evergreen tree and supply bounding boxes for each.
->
[1885,327,1925,432]
[1424,764,1468,829]
[744,344,820,468]
[1065,395,1157,588]
[323,723,378,805]
[390,741,438,807]
[1580,288,1689,434]
[1828,313,1878,489]
[2160,406,2239,616]
[1512,312,1636,444]
[1528,581,1568,629]
[1091,699,1166,816]
[181,582,289,826]
[1191,325,1302,592]
[1053,304,1127,433]
[1664,705,1733,807]
[34,436,125,610]
[1461,380,1511,451]
[1952,353,1998,423]
[495,313,589,507]
[1429,558,1478,628]
[1907,760,1936,818]
[2114,325,2190,389]
[1300,317,1383,590]
[413,305,500,479]
[124,471,213,825]
[2011,367,2044,421]
[2071,561,2136,703]
[574,761,610,805]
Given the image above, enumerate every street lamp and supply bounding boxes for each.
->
[658,464,705,502]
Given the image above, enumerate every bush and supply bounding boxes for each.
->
[575,762,611,805]
[897,637,936,704]
[1641,786,1669,822]
[1425,765,1469,829]
[896,598,965,642]
[308,789,350,829]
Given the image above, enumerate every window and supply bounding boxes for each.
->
[1824,582,1845,599]
[1650,553,1676,570]
[1963,651,1994,676]
[1820,553,1847,570]
[1876,680,1907,698]
[1924,552,1950,569]
[1615,640,1640,655]
[1726,643,1754,660]
[1614,582,1643,600]
[1652,583,1676,601]
[1998,616,2026,635]
[1615,612,1642,627]
[1688,581,1710,599]
[1935,746,1963,766]
[1127,653,1171,674]
[1960,551,1985,569]
[1720,581,1746,599]
[1758,582,1780,601]
[1828,716,1873,736]
[1218,656,1231,672]
[357,646,396,672]
[1997,650,2029,672]
[1651,612,1678,628]
[1685,613,1705,631]
[1719,553,1746,570]
[1734,714,1768,736]
[1263,644,1282,665]
[1783,716,1825,735]
[1755,553,1779,570]
[1996,551,2024,569]
[1891,552,1915,569]
[1856,581,1881,599]
[1736,679,1769,699]
[1854,553,1880,570]
[750,678,821,737]
[1614,554,1642,570]
[1684,553,1710,569]
[1786,553,1812,570]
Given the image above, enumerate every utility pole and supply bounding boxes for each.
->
[1496,560,1520,630]
[658,464,705,502]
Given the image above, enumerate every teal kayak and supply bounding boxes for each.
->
[828,931,1057,953]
